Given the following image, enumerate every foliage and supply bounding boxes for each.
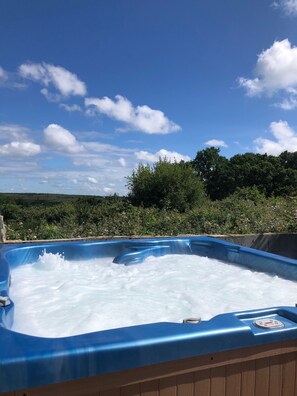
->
[1,193,296,241]
[127,159,206,212]
[1,149,296,240]
[192,148,297,200]
[192,147,231,200]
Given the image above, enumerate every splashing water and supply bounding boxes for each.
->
[9,252,297,338]
[35,250,66,271]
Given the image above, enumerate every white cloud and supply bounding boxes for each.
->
[204,139,228,147]
[276,98,297,110]
[135,149,190,163]
[85,95,181,134]
[73,157,111,168]
[274,88,297,109]
[83,141,134,154]
[44,124,85,154]
[59,103,82,112]
[103,187,114,194]
[239,39,297,102]
[0,66,8,81]
[273,0,297,15]
[0,141,41,157]
[118,157,127,167]
[0,124,40,157]
[254,120,297,155]
[87,177,98,184]
[0,124,31,142]
[40,88,62,102]
[0,66,27,89]
[19,62,87,98]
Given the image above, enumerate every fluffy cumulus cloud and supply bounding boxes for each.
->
[44,124,85,154]
[0,141,41,157]
[85,95,181,134]
[204,139,228,147]
[239,39,297,108]
[19,62,87,99]
[273,0,297,15]
[135,149,190,163]
[254,120,297,155]
[0,124,41,157]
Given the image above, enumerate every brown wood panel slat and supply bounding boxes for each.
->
[140,380,159,396]
[159,376,177,396]
[176,373,194,396]
[241,360,255,396]
[269,355,282,396]
[225,363,241,396]
[210,366,225,396]
[194,369,210,396]
[100,389,120,396]
[13,339,297,396]
[10,340,297,396]
[120,384,140,396]
[0,393,16,396]
[84,393,100,396]
[255,358,270,396]
[281,353,296,396]
[295,353,297,396]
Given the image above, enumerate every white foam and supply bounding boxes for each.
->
[9,252,297,338]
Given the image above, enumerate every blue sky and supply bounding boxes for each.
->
[1,0,297,195]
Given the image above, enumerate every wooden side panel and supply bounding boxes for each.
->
[140,380,159,396]
[225,364,241,396]
[210,366,225,396]
[159,377,176,396]
[194,369,210,396]
[100,389,120,396]
[84,392,100,396]
[255,358,270,396]
[269,356,282,396]
[9,340,297,396]
[120,384,140,396]
[0,393,16,396]
[176,373,194,396]
[241,360,255,396]
[281,353,296,396]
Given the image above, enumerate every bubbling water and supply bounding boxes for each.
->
[9,252,297,338]
[35,250,66,271]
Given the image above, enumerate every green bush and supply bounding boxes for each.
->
[1,193,296,240]
[127,159,206,212]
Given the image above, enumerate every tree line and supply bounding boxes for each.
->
[192,148,297,200]
[128,149,297,211]
[0,148,296,240]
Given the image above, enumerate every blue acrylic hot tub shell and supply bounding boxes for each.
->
[1,236,297,393]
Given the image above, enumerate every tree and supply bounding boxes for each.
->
[280,151,297,170]
[229,152,297,197]
[127,159,206,212]
[193,149,297,200]
[192,147,231,200]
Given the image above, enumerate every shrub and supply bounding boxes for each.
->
[127,159,206,212]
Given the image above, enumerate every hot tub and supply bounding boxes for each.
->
[1,237,297,396]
